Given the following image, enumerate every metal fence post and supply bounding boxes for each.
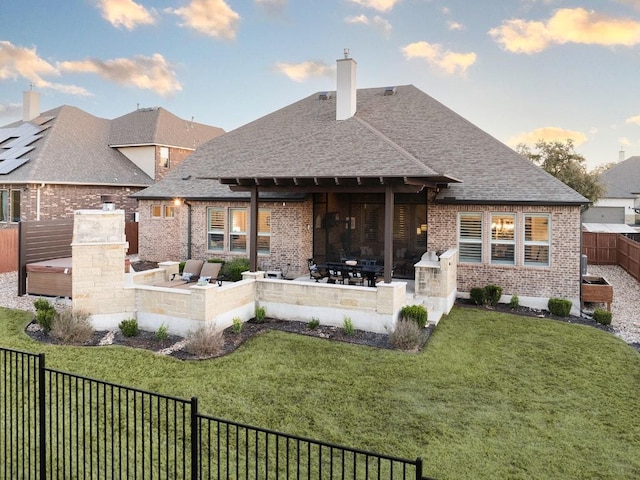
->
[190,396,198,480]
[38,353,46,480]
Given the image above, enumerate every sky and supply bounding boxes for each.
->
[2,0,640,170]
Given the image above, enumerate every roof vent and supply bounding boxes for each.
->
[383,86,396,96]
[318,92,332,100]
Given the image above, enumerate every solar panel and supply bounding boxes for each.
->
[0,157,29,174]
[3,134,42,149]
[0,146,35,160]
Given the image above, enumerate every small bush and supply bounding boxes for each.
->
[548,298,572,317]
[185,324,224,357]
[50,310,94,345]
[119,318,139,337]
[231,317,243,334]
[390,320,424,350]
[222,257,251,282]
[34,298,57,331]
[509,293,520,309]
[308,318,320,329]
[254,306,266,323]
[484,284,503,306]
[178,261,186,273]
[155,324,169,342]
[470,287,486,306]
[593,308,612,325]
[399,305,428,328]
[343,316,355,336]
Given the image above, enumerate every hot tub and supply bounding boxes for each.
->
[27,257,73,298]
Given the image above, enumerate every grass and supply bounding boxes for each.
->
[1,306,639,479]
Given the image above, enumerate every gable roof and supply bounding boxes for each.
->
[600,156,640,198]
[135,85,587,205]
[109,107,224,149]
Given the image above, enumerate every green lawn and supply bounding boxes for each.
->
[1,305,639,479]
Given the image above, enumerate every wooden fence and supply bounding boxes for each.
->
[582,232,640,282]
[0,228,18,273]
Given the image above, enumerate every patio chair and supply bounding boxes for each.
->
[346,266,365,286]
[328,266,345,284]
[197,262,223,285]
[307,259,327,282]
[154,259,204,288]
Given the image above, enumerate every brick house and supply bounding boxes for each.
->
[0,91,224,228]
[134,55,587,311]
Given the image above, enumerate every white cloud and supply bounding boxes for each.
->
[167,0,240,40]
[507,126,588,146]
[255,0,287,15]
[273,61,333,82]
[489,8,640,54]
[401,41,476,75]
[625,114,640,125]
[447,20,464,31]
[346,14,392,36]
[0,41,90,96]
[349,0,401,13]
[97,0,155,30]
[619,136,632,146]
[0,102,21,118]
[59,53,181,96]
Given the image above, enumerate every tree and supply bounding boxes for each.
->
[516,139,603,203]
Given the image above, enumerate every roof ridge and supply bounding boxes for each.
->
[353,116,438,175]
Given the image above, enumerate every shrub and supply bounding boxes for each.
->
[343,316,355,336]
[509,293,520,309]
[222,257,251,282]
[254,306,266,323]
[231,317,243,334]
[390,320,424,351]
[155,323,169,342]
[548,298,572,317]
[470,287,486,306]
[50,310,94,344]
[178,261,186,274]
[593,308,612,325]
[484,284,503,306]
[399,305,428,328]
[185,324,224,357]
[34,298,57,331]
[119,318,139,337]
[308,318,320,329]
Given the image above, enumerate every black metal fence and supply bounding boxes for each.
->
[1,347,434,479]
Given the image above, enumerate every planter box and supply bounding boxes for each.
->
[582,275,613,311]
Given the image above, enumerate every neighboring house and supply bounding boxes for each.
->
[134,55,587,310]
[588,156,640,225]
[0,90,224,228]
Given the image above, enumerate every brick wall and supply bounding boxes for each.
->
[138,198,314,278]
[428,200,582,300]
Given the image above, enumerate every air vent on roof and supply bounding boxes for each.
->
[383,86,396,96]
[318,92,332,100]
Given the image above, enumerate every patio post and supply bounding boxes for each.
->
[249,185,258,272]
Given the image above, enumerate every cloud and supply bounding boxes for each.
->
[508,127,588,146]
[447,20,464,31]
[349,0,401,13]
[401,41,476,75]
[0,41,90,95]
[273,61,333,82]
[59,53,182,96]
[346,14,392,36]
[489,8,640,54]
[167,0,240,40]
[619,136,632,146]
[97,0,155,30]
[255,0,287,15]
[0,102,21,118]
[625,114,640,125]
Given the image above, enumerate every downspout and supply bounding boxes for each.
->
[184,200,192,259]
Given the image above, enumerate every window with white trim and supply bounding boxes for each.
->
[524,214,550,266]
[0,190,7,223]
[490,214,515,264]
[151,205,162,218]
[160,147,170,168]
[164,205,175,218]
[207,207,224,251]
[257,209,271,254]
[229,208,247,252]
[458,213,482,263]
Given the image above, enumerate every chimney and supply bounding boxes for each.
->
[23,88,40,122]
[619,148,625,163]
[336,49,357,121]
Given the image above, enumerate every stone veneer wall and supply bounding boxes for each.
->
[427,202,582,306]
[138,198,314,278]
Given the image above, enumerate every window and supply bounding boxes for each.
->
[10,190,20,223]
[207,207,224,251]
[160,147,170,168]
[258,209,271,254]
[524,214,550,266]
[229,208,247,252]
[164,205,175,218]
[151,205,162,218]
[0,190,7,223]
[458,213,482,263]
[490,214,515,264]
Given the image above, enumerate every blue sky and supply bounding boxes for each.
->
[2,0,640,169]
